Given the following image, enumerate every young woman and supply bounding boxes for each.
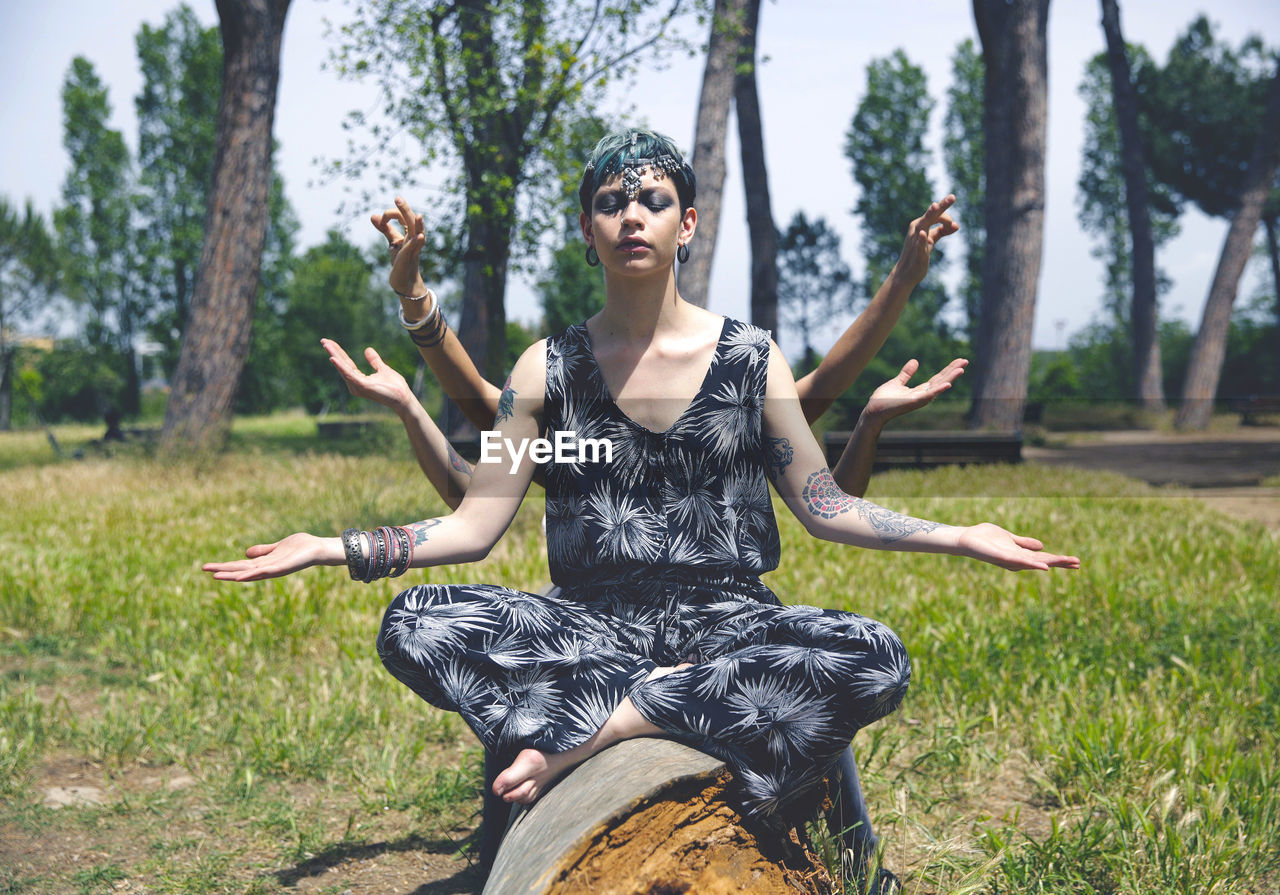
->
[204,129,1076,831]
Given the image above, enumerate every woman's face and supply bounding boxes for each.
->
[580,170,696,276]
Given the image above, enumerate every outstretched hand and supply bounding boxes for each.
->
[864,357,968,423]
[322,338,415,413]
[202,533,337,582]
[371,196,427,297]
[893,195,959,286]
[957,523,1080,572]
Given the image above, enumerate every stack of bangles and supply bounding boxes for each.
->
[342,526,413,582]
[397,287,447,348]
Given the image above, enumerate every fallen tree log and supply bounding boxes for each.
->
[482,737,836,895]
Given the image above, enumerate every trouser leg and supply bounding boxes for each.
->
[831,745,877,858]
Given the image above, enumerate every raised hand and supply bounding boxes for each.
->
[322,338,415,413]
[956,523,1080,572]
[893,195,959,286]
[864,357,968,423]
[370,196,427,297]
[202,532,340,582]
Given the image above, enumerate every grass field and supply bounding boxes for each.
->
[1,421,1277,894]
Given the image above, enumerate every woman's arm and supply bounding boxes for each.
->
[794,196,958,424]
[322,339,472,509]
[832,357,968,497]
[373,197,501,431]
[763,342,1078,571]
[202,341,548,582]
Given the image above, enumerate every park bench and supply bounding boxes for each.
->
[1228,395,1280,426]
[822,429,1023,470]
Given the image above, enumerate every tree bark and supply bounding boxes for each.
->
[1176,62,1280,430]
[679,0,747,309]
[734,0,778,337]
[1100,0,1164,411]
[968,0,1051,431]
[159,0,290,454]
[1265,216,1280,332]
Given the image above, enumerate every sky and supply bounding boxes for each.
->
[2,0,1278,359]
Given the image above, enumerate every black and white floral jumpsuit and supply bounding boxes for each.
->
[377,317,910,816]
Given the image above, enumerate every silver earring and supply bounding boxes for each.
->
[677,243,690,264]
[585,245,600,267]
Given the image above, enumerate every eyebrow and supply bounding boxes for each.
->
[594,187,672,204]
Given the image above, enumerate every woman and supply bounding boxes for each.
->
[204,128,1076,827]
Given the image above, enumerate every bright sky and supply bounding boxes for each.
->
[2,0,1277,356]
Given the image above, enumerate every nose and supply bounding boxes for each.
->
[621,199,644,227]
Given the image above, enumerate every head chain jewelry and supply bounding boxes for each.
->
[587,155,684,202]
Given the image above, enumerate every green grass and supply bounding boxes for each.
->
[0,426,1276,893]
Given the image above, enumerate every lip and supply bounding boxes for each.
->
[616,238,650,252]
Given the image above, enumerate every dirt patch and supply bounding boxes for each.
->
[1026,426,1280,534]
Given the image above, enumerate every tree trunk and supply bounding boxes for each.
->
[968,0,1050,431]
[0,348,11,431]
[1100,0,1164,412]
[1176,62,1280,430]
[734,0,778,337]
[483,738,835,895]
[450,212,512,437]
[1265,216,1280,332]
[679,0,747,309]
[159,0,290,454]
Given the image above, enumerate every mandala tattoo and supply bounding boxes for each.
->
[765,436,794,481]
[448,445,473,477]
[407,518,442,549]
[801,467,947,544]
[495,378,516,425]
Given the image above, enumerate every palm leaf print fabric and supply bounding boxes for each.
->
[377,318,909,818]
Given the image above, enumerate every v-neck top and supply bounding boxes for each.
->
[542,317,781,596]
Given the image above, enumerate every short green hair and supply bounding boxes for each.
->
[578,128,697,214]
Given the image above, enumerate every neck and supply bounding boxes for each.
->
[594,268,687,341]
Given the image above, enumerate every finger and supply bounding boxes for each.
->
[320,338,356,366]
[1011,534,1045,552]
[896,359,920,385]
[374,209,406,244]
[365,346,388,371]
[918,194,957,229]
[395,197,418,242]
[244,542,279,558]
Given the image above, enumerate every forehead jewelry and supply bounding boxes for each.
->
[587,154,684,201]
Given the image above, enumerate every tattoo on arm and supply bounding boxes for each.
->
[407,518,442,550]
[448,445,473,478]
[765,436,794,482]
[495,377,516,425]
[800,467,947,544]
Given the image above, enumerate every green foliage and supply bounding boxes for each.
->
[943,38,985,341]
[1138,16,1280,221]
[775,211,853,370]
[1077,50,1181,328]
[133,4,223,374]
[328,1,686,378]
[27,340,126,423]
[538,237,605,336]
[55,56,143,415]
[842,49,960,424]
[0,197,58,429]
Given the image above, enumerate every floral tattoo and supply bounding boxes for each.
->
[448,445,473,477]
[407,518,442,550]
[801,467,947,544]
[495,377,516,425]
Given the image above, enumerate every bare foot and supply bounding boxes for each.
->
[645,662,693,682]
[492,693,664,805]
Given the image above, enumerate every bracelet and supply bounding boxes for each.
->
[365,528,388,583]
[409,315,448,348]
[342,527,368,581]
[390,526,413,578]
[397,288,438,330]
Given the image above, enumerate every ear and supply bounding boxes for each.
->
[680,206,697,244]
[579,211,593,244]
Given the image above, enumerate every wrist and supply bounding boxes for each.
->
[321,536,347,566]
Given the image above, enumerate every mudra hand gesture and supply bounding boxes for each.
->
[371,196,428,297]
[892,194,959,286]
[865,357,968,423]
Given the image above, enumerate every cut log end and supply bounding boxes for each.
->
[483,738,835,895]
